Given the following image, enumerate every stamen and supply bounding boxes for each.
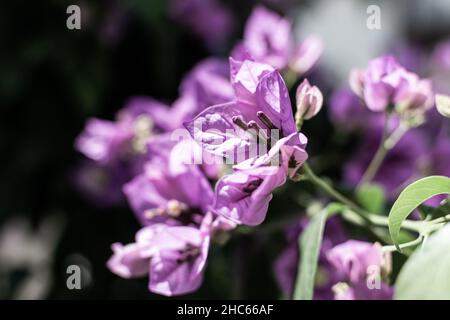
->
[247,120,261,131]
[248,121,270,145]
[232,116,248,130]
[257,111,276,129]
[144,200,189,220]
[144,207,164,219]
[133,115,154,153]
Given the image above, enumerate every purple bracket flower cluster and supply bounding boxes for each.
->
[75,59,235,295]
[331,54,448,202]
[350,55,433,113]
[184,57,309,226]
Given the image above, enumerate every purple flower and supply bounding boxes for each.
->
[274,216,347,299]
[352,55,433,113]
[212,166,287,226]
[75,118,133,166]
[185,59,308,175]
[74,97,178,207]
[326,240,393,300]
[107,222,210,296]
[107,242,150,279]
[357,55,403,111]
[234,6,322,73]
[123,141,214,227]
[394,73,434,113]
[326,240,389,284]
[184,59,308,225]
[76,97,173,166]
[169,0,235,49]
[241,6,292,70]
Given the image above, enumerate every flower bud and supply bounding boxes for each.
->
[349,68,365,98]
[436,94,450,118]
[295,79,323,121]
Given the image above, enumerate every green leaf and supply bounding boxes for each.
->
[357,183,386,214]
[293,204,342,300]
[395,224,450,299]
[388,176,450,249]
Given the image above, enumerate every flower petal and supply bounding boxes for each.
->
[213,166,286,226]
[257,70,296,135]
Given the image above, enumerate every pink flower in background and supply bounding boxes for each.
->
[241,6,292,69]
[353,56,403,111]
[394,72,434,113]
[75,118,133,166]
[326,240,393,300]
[326,240,389,283]
[350,55,433,113]
[75,97,173,166]
[233,6,322,73]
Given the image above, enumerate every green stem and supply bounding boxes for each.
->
[358,117,410,188]
[382,235,423,253]
[384,121,409,149]
[358,113,390,188]
[301,162,371,224]
[428,214,450,225]
[283,68,298,91]
[301,162,424,234]
[302,163,361,212]
[358,143,388,188]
